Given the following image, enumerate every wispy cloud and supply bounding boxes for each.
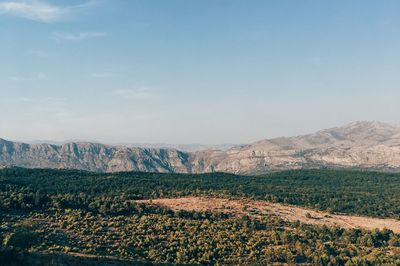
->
[0,1,64,22]
[52,31,107,42]
[6,97,33,103]
[29,49,50,58]
[10,73,46,82]
[7,96,65,104]
[0,0,97,23]
[111,88,155,100]
[308,56,323,67]
[6,96,71,120]
[91,72,116,79]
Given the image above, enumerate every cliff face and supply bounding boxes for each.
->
[189,121,400,174]
[2,121,400,174]
[0,139,190,173]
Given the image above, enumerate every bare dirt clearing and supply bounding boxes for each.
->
[137,197,400,233]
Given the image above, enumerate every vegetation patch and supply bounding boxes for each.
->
[1,168,400,265]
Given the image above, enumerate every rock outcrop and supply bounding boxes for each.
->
[190,121,400,174]
[0,138,190,173]
[2,121,400,174]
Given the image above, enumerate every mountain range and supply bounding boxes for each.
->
[2,121,400,174]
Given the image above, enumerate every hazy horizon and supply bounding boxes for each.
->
[2,119,399,147]
[1,0,400,144]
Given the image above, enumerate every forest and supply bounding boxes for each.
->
[1,167,400,265]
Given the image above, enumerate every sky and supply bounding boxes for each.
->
[1,0,400,144]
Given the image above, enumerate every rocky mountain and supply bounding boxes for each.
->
[2,121,400,174]
[0,139,190,173]
[191,121,400,174]
[25,141,237,152]
[113,143,237,152]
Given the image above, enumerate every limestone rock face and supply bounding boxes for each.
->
[2,121,400,174]
[191,121,400,174]
[0,138,190,173]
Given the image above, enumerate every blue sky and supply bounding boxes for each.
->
[1,0,400,144]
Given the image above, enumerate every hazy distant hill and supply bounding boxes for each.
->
[0,140,190,173]
[191,121,400,174]
[2,121,400,174]
[115,143,237,152]
[24,141,236,152]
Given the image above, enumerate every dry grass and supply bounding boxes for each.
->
[136,197,400,233]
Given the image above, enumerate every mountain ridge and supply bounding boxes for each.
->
[2,121,400,174]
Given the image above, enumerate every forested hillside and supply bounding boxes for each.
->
[2,168,400,218]
[1,168,400,265]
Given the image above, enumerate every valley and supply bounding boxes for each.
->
[3,1,398,264]
[1,168,400,265]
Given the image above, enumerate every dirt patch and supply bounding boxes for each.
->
[136,197,400,233]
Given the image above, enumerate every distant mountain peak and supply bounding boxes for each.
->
[316,120,400,144]
[1,121,400,174]
[338,120,399,130]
